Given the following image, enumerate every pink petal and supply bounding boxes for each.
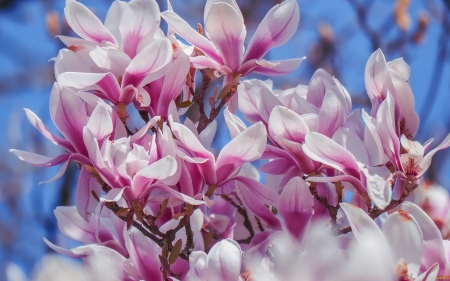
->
[157,55,190,118]
[344,109,364,140]
[76,166,102,222]
[277,176,313,242]
[236,181,282,231]
[259,158,292,175]
[420,133,450,177]
[204,0,243,23]
[119,0,161,58]
[268,105,309,144]
[415,263,439,281]
[306,68,336,108]
[224,107,247,139]
[123,37,172,87]
[104,0,126,47]
[252,58,304,76]
[58,72,121,104]
[161,10,222,64]
[64,0,117,45]
[233,176,279,206]
[307,175,367,195]
[189,251,208,281]
[89,46,131,78]
[55,206,110,244]
[382,209,423,277]
[125,227,163,281]
[50,83,89,155]
[332,128,369,165]
[206,239,242,281]
[317,86,347,137]
[362,110,386,166]
[340,203,385,242]
[303,132,360,179]
[364,49,394,103]
[244,0,300,61]
[205,2,246,71]
[199,120,217,150]
[169,120,216,184]
[9,150,69,167]
[86,102,113,142]
[237,79,272,124]
[23,108,73,151]
[400,202,447,275]
[189,55,220,70]
[216,122,267,183]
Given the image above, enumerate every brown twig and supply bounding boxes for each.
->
[220,194,255,244]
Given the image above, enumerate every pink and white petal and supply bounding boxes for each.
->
[199,120,217,150]
[237,79,271,124]
[205,2,246,71]
[24,109,73,151]
[216,122,267,183]
[390,70,419,138]
[258,87,283,123]
[308,175,367,195]
[189,55,220,70]
[277,177,313,242]
[364,49,394,102]
[415,263,439,281]
[387,58,410,81]
[420,133,450,177]
[344,109,364,140]
[119,0,161,58]
[58,72,121,104]
[123,37,172,87]
[44,238,90,258]
[233,176,278,206]
[382,209,423,277]
[204,0,243,24]
[161,11,222,64]
[104,0,126,46]
[157,55,190,118]
[189,251,208,281]
[50,83,89,155]
[64,0,117,45]
[54,206,100,244]
[317,86,347,138]
[86,102,114,142]
[134,156,177,191]
[206,239,242,281]
[252,58,305,76]
[244,0,300,61]
[125,227,163,281]
[362,109,386,166]
[306,68,336,108]
[9,150,70,167]
[340,203,385,242]
[76,166,102,222]
[362,166,392,210]
[332,128,369,165]
[303,132,361,179]
[376,93,402,169]
[400,202,447,274]
[224,107,247,139]
[268,105,309,144]
[89,46,131,78]
[236,181,282,231]
[169,120,216,184]
[259,158,292,175]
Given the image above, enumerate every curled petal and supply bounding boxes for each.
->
[206,239,242,281]
[64,0,117,45]
[244,0,300,61]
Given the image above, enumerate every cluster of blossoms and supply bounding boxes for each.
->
[10,0,450,280]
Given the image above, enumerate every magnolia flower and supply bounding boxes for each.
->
[189,238,243,281]
[163,0,303,77]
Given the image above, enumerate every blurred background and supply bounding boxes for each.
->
[1,0,450,279]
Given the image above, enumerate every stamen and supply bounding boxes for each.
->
[196,23,204,35]
[402,158,421,176]
[400,118,413,140]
